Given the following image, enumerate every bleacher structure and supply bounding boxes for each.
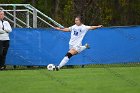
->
[0,4,64,28]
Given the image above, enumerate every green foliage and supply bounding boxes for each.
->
[0,0,22,4]
[63,0,74,26]
[0,0,140,27]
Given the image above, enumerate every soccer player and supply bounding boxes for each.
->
[55,16,102,71]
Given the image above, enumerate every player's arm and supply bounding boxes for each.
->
[87,25,103,30]
[4,21,12,33]
[55,27,70,32]
[1,21,12,33]
[0,29,6,34]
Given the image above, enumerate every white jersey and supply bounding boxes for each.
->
[69,24,89,46]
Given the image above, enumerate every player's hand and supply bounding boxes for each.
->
[98,25,103,27]
[0,29,6,34]
[55,27,61,30]
[0,26,2,29]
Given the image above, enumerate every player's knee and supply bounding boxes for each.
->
[65,52,73,58]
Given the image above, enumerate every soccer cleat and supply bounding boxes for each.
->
[55,66,59,71]
[85,43,90,49]
[0,66,6,70]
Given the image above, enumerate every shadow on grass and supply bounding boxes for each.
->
[3,62,140,71]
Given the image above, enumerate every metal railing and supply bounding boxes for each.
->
[0,4,64,28]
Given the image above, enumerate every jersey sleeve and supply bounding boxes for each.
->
[3,21,12,33]
[85,26,91,31]
[69,25,74,32]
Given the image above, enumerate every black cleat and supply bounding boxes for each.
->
[55,66,59,71]
[0,66,6,71]
[85,43,90,49]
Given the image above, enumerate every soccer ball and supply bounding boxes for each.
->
[47,64,55,71]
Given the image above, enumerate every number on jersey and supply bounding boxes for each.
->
[74,31,78,36]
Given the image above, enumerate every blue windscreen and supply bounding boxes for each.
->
[6,26,140,66]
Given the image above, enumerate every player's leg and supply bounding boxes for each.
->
[0,40,9,70]
[56,43,90,71]
[0,41,3,69]
[57,49,78,70]
[78,43,90,53]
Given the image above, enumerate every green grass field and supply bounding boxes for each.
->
[0,66,139,93]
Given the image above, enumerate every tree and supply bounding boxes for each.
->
[0,0,140,26]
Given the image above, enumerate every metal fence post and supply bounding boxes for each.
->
[13,5,16,28]
[33,8,37,28]
[26,10,30,28]
[0,4,64,28]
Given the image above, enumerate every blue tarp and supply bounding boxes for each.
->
[6,26,140,66]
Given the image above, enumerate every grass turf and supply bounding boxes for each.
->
[0,67,139,93]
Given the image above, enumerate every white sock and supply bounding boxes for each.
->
[58,56,69,69]
[79,46,86,53]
